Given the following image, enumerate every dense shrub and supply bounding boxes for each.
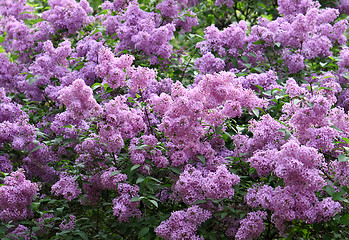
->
[0,0,349,239]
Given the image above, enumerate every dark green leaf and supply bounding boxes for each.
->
[197,155,205,164]
[325,185,335,196]
[138,227,150,239]
[148,199,158,208]
[252,39,263,45]
[340,214,349,225]
[338,154,349,162]
[252,108,259,118]
[170,167,181,174]
[131,165,141,171]
[30,145,43,153]
[136,176,145,184]
[130,196,145,202]
[110,171,120,177]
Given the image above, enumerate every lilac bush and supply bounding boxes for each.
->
[0,0,348,239]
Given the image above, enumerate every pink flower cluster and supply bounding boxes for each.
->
[0,169,39,222]
[155,205,212,240]
[173,164,240,204]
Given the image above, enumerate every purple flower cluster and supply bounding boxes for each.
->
[129,134,170,172]
[155,205,212,240]
[173,164,240,204]
[246,185,342,232]
[27,40,72,101]
[215,0,234,8]
[103,3,176,64]
[75,135,107,168]
[242,135,343,233]
[112,183,142,222]
[51,173,81,201]
[42,0,93,34]
[281,80,343,152]
[196,3,348,74]
[81,167,129,205]
[0,0,33,20]
[102,0,198,64]
[100,167,127,190]
[99,95,145,153]
[157,71,264,146]
[95,46,134,89]
[0,169,39,222]
[235,211,267,240]
[0,53,19,89]
[0,155,12,173]
[0,87,36,151]
[58,78,101,120]
[0,0,348,238]
[59,215,76,230]
[8,224,33,240]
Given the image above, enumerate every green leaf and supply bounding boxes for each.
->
[28,76,38,85]
[144,165,150,175]
[110,171,120,177]
[91,83,101,91]
[0,225,6,233]
[103,83,110,91]
[340,214,349,225]
[98,9,109,15]
[252,84,264,93]
[32,227,41,233]
[131,165,141,171]
[130,196,145,202]
[134,145,150,150]
[277,128,291,141]
[325,185,335,196]
[0,35,6,44]
[146,182,154,192]
[231,58,239,68]
[76,231,89,240]
[252,108,259,118]
[170,167,181,174]
[343,74,349,80]
[127,96,136,103]
[193,199,207,204]
[332,190,345,200]
[241,55,249,63]
[271,88,283,94]
[338,154,349,162]
[197,155,205,164]
[342,137,349,145]
[252,39,263,45]
[330,125,343,133]
[148,199,158,208]
[30,145,43,153]
[242,63,252,69]
[55,207,64,215]
[208,232,217,240]
[138,227,150,239]
[147,177,162,183]
[136,176,145,184]
[306,102,314,108]
[254,66,263,73]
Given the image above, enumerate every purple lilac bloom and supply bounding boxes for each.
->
[235,211,267,240]
[51,173,81,201]
[155,205,212,240]
[0,169,39,222]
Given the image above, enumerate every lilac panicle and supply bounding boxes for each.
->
[0,169,39,222]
